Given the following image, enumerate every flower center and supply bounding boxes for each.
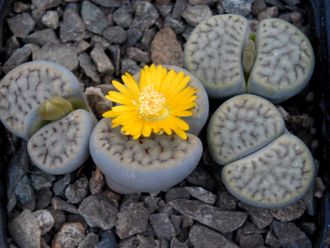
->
[138,86,166,120]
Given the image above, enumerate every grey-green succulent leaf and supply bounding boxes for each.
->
[28,109,96,175]
[89,118,203,194]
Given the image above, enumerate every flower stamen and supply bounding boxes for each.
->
[138,86,166,120]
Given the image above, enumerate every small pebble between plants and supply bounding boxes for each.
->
[0,0,322,248]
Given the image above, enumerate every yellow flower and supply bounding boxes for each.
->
[103,64,197,140]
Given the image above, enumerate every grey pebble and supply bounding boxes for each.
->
[126,28,143,47]
[108,45,121,76]
[222,0,253,16]
[53,174,72,196]
[103,26,127,44]
[282,0,300,6]
[51,196,78,214]
[121,58,140,75]
[5,35,20,58]
[78,53,101,82]
[127,47,150,63]
[90,45,114,74]
[90,0,121,7]
[8,210,41,248]
[33,43,79,70]
[235,229,264,248]
[25,29,58,46]
[265,230,281,248]
[299,222,316,236]
[78,194,118,230]
[265,0,285,9]
[252,0,267,14]
[156,3,173,18]
[35,188,52,209]
[170,200,247,233]
[7,13,35,38]
[81,1,109,34]
[272,221,312,248]
[217,192,238,211]
[49,209,66,231]
[33,209,54,235]
[150,213,177,240]
[13,2,30,13]
[131,1,160,31]
[113,5,133,28]
[116,202,149,239]
[270,200,306,222]
[189,224,239,248]
[165,187,190,202]
[241,221,266,234]
[182,4,212,26]
[95,230,117,248]
[2,44,32,73]
[42,11,59,29]
[15,175,35,209]
[60,6,86,42]
[141,28,157,49]
[164,16,186,34]
[31,172,56,191]
[239,202,273,229]
[90,35,110,49]
[185,186,217,205]
[258,6,279,20]
[78,233,99,248]
[76,40,91,53]
[89,169,105,194]
[53,222,85,248]
[65,177,89,204]
[32,0,61,10]
[186,168,215,190]
[170,237,188,248]
[172,0,188,19]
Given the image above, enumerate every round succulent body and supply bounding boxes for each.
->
[207,94,285,165]
[222,133,315,208]
[184,15,315,103]
[0,61,89,139]
[28,109,96,175]
[184,15,249,98]
[134,65,209,135]
[207,94,315,208]
[89,118,203,194]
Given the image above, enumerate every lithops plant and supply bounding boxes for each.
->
[134,65,209,135]
[0,61,96,175]
[208,94,315,208]
[90,64,206,193]
[90,118,203,194]
[0,61,90,139]
[185,15,314,102]
[28,109,96,175]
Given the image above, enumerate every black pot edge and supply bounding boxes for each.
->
[0,0,329,247]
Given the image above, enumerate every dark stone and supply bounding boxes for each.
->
[265,231,281,248]
[33,209,54,235]
[7,13,35,38]
[8,210,41,248]
[51,196,78,214]
[217,192,238,210]
[95,230,117,248]
[89,169,105,195]
[5,35,20,58]
[222,0,252,16]
[107,45,121,77]
[127,47,150,63]
[298,222,316,236]
[265,0,285,9]
[185,186,216,205]
[144,195,161,213]
[25,29,58,46]
[81,1,109,34]
[78,233,99,248]
[60,6,86,42]
[13,2,30,13]
[49,209,66,231]
[33,43,78,71]
[170,238,188,248]
[41,10,59,29]
[103,26,127,44]
[121,58,140,75]
[53,174,72,196]
[252,0,267,14]
[126,28,143,47]
[150,213,176,240]
[90,45,115,74]
[272,221,312,248]
[170,200,247,233]
[165,187,190,202]
[30,171,56,190]
[156,3,173,18]
[189,0,217,4]
[119,235,156,248]
[65,177,89,204]
[282,0,300,6]
[116,202,149,239]
[258,7,279,20]
[141,28,157,49]
[164,17,186,34]
[171,0,188,19]
[113,6,133,28]
[78,53,101,82]
[182,4,212,26]
[186,167,215,190]
[90,35,110,49]
[131,1,160,31]
[189,224,239,248]
[90,0,121,7]
[15,175,35,209]
[2,45,32,73]
[239,203,273,229]
[32,0,61,10]
[36,188,52,209]
[270,201,306,222]
[236,230,264,248]
[241,221,266,234]
[78,194,118,230]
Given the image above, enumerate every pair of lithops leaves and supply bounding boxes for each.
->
[0,61,209,194]
[208,94,315,208]
[185,15,315,103]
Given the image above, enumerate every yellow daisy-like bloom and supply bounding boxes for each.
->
[102,64,197,140]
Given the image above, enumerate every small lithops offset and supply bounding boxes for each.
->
[0,61,89,139]
[207,94,315,208]
[28,109,96,175]
[185,15,314,102]
[208,94,285,165]
[134,65,209,135]
[89,118,203,194]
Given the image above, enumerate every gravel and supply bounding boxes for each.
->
[81,1,109,34]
